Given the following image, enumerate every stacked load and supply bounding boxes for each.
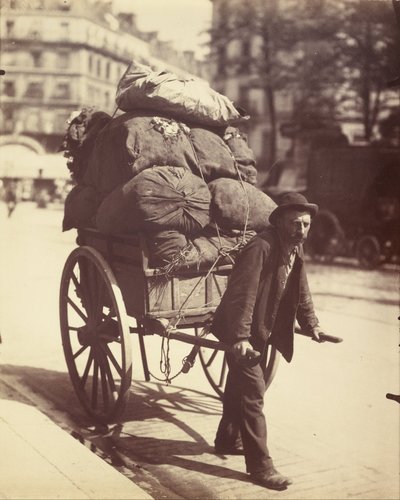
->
[60,61,276,271]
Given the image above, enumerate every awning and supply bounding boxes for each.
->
[0,145,71,180]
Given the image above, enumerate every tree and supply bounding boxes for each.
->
[333,0,400,141]
[209,0,344,165]
[209,0,300,166]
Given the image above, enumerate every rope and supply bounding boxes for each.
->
[147,129,253,384]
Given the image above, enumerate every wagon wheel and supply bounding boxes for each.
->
[307,210,344,263]
[59,246,132,423]
[356,235,382,270]
[197,333,281,399]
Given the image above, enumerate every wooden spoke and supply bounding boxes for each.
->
[101,343,123,377]
[73,344,89,360]
[67,297,88,322]
[91,359,99,409]
[80,349,94,388]
[100,363,110,411]
[218,355,227,388]
[70,271,82,297]
[204,348,218,368]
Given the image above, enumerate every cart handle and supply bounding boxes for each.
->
[295,327,343,343]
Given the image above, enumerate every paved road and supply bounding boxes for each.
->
[0,202,398,499]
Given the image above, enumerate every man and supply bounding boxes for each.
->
[211,192,325,491]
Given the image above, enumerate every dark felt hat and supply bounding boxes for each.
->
[269,192,318,225]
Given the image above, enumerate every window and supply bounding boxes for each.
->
[88,54,93,73]
[96,59,101,77]
[60,21,69,39]
[105,61,111,80]
[25,82,44,98]
[53,82,70,99]
[3,108,14,132]
[4,81,15,97]
[58,51,70,69]
[31,51,43,67]
[55,113,69,133]
[6,20,15,37]
[105,91,110,107]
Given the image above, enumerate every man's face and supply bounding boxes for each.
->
[277,210,311,245]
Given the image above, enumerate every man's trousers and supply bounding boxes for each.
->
[214,351,274,474]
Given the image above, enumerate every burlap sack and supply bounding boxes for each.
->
[83,112,197,197]
[97,166,211,236]
[188,126,237,182]
[134,166,211,234]
[146,230,189,268]
[223,127,258,184]
[95,181,141,235]
[116,61,249,127]
[62,185,100,231]
[208,178,277,231]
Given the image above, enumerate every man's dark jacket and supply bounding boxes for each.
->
[211,227,319,362]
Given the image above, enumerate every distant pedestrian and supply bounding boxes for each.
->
[4,181,18,218]
[211,192,326,491]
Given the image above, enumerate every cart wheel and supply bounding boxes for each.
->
[356,235,382,269]
[198,338,280,399]
[60,246,132,423]
[307,210,344,263]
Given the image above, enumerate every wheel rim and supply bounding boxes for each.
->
[357,236,381,269]
[198,334,280,399]
[60,247,132,423]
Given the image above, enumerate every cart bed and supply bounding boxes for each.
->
[77,228,232,327]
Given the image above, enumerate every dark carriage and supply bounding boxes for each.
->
[305,146,400,268]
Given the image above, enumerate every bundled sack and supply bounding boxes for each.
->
[59,107,111,184]
[83,112,198,197]
[146,230,189,268]
[148,226,257,272]
[135,166,210,233]
[115,61,249,127]
[96,166,210,235]
[191,227,257,267]
[188,126,237,182]
[223,127,258,185]
[208,178,277,231]
[63,185,100,231]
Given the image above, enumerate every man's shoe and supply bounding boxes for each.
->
[250,468,293,490]
[214,444,244,455]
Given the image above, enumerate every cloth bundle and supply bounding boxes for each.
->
[146,226,257,270]
[96,166,210,235]
[62,60,276,272]
[83,113,198,197]
[208,178,277,232]
[116,61,249,127]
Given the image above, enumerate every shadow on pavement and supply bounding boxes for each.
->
[1,364,248,497]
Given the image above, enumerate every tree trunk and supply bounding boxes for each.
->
[265,84,277,166]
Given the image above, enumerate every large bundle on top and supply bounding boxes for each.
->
[61,61,276,271]
[116,61,249,127]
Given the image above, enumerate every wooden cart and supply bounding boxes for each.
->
[59,228,340,423]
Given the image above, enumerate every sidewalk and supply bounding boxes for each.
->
[0,396,153,500]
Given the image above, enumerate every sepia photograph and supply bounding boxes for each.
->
[0,0,399,499]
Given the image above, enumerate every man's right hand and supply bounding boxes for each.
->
[232,341,260,361]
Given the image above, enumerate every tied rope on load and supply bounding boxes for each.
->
[149,162,252,385]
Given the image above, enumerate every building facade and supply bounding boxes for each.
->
[0,0,207,193]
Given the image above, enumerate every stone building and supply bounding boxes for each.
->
[0,0,206,197]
